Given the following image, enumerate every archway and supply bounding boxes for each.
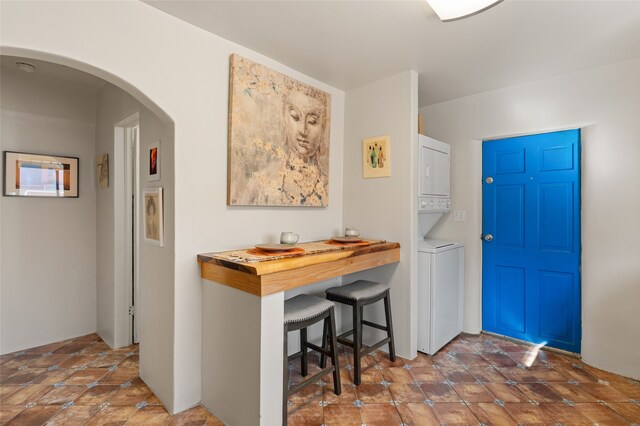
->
[0,47,176,408]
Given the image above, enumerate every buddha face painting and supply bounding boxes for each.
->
[283,91,326,161]
[227,54,331,206]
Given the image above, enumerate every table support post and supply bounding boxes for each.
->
[202,281,284,425]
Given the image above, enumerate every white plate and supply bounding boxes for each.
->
[254,244,298,252]
[330,236,363,243]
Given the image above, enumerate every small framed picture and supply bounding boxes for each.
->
[143,187,163,247]
[363,135,391,178]
[3,151,79,197]
[147,140,160,181]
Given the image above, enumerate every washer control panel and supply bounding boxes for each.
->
[419,197,451,213]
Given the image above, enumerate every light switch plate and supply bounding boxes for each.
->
[453,210,466,222]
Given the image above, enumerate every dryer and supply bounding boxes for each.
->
[418,135,451,236]
[419,135,450,213]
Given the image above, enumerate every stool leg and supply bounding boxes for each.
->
[353,301,362,385]
[359,305,365,339]
[300,328,308,377]
[383,290,396,361]
[283,326,289,426]
[320,317,329,368]
[329,307,341,395]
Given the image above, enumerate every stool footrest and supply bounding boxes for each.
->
[361,319,388,331]
[288,351,304,361]
[366,337,391,354]
[305,342,331,358]
[337,336,391,358]
[287,366,335,396]
[337,336,353,347]
[337,330,354,340]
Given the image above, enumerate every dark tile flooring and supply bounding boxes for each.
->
[286,333,640,425]
[0,334,223,425]
[2,332,639,425]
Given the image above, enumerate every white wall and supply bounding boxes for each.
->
[95,81,173,373]
[1,1,344,413]
[0,66,97,353]
[137,107,176,406]
[95,83,140,348]
[420,58,640,380]
[343,71,419,359]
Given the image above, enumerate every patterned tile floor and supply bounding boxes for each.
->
[287,333,640,425]
[2,333,639,425]
[0,334,223,425]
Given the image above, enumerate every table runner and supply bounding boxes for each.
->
[209,239,385,264]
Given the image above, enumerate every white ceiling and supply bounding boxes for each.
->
[1,55,107,90]
[145,0,640,107]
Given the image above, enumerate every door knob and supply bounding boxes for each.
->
[483,234,493,241]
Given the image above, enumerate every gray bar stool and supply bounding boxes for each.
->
[325,280,396,385]
[283,294,341,425]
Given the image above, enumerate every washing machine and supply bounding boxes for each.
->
[417,239,464,355]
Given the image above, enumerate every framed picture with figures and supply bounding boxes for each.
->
[362,135,391,178]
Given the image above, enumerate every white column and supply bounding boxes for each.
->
[202,282,284,425]
[259,292,285,422]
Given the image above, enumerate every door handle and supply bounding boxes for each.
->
[482,234,494,242]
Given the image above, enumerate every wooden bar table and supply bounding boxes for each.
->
[198,240,400,425]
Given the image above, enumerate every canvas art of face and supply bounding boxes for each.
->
[283,91,325,160]
[227,54,331,207]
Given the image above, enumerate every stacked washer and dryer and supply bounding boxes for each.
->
[417,135,464,355]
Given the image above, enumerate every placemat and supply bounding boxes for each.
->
[245,247,306,256]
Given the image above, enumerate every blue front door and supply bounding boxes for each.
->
[482,130,581,353]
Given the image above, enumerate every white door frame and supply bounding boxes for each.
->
[114,112,140,347]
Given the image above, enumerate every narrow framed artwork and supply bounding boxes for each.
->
[147,140,160,182]
[96,153,109,189]
[227,54,331,207]
[143,187,163,247]
[3,151,79,198]
[363,135,391,178]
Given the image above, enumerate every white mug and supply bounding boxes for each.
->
[280,232,299,245]
[345,227,360,237]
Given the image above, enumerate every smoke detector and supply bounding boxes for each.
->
[16,61,36,73]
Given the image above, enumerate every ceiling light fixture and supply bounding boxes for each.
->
[426,0,504,22]
[16,61,36,73]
